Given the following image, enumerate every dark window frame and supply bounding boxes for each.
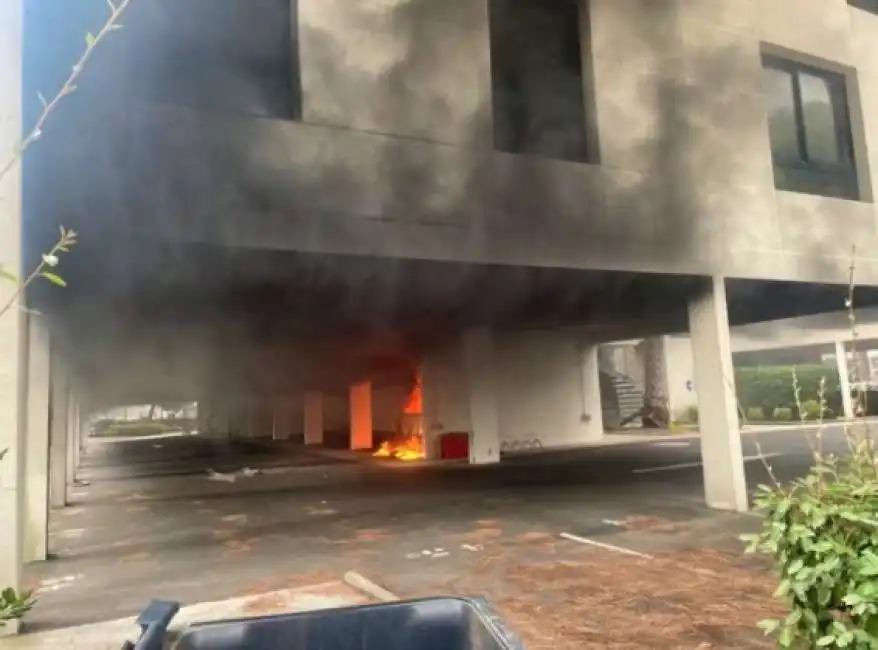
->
[762,54,860,200]
[487,0,596,164]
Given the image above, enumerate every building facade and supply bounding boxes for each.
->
[4,0,878,627]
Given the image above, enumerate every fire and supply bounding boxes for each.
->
[373,374,425,461]
[373,434,424,461]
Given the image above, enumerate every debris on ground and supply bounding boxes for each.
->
[206,469,236,483]
[413,538,783,649]
[205,467,263,482]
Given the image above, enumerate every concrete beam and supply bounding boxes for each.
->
[688,277,748,512]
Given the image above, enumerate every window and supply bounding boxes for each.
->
[130,0,300,120]
[762,55,859,200]
[488,0,593,162]
[849,0,878,14]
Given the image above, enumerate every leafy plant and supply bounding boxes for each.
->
[744,255,878,649]
[802,399,834,421]
[0,588,36,622]
[773,407,793,421]
[743,446,878,648]
[736,365,843,420]
[747,406,767,421]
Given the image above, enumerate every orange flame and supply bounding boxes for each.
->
[373,375,425,461]
[373,434,424,461]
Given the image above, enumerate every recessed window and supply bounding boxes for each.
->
[849,0,878,14]
[129,0,300,120]
[762,55,859,200]
[488,0,594,162]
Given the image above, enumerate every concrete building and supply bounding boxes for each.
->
[5,0,878,624]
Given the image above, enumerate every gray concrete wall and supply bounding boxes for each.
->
[30,0,878,285]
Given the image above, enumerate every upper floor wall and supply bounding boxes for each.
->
[24,0,878,285]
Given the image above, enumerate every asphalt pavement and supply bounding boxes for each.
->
[23,424,861,630]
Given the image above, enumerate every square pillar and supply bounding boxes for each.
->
[304,391,323,445]
[581,344,604,442]
[24,316,50,562]
[420,357,440,460]
[835,340,855,419]
[349,381,372,450]
[463,328,500,464]
[72,400,81,472]
[688,276,748,512]
[0,0,25,613]
[66,395,78,482]
[49,362,69,508]
[246,396,256,438]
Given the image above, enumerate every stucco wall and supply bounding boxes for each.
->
[27,0,878,285]
[421,329,603,452]
[664,335,697,418]
[495,331,600,450]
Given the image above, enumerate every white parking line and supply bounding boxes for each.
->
[559,532,653,559]
[632,452,782,474]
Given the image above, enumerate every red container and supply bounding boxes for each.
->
[439,432,470,460]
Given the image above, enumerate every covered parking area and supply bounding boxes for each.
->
[5,229,876,631]
[5,0,878,637]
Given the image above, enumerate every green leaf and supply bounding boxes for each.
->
[817,636,836,646]
[788,558,804,574]
[40,272,66,287]
[774,579,791,598]
[843,593,864,606]
[0,266,17,283]
[85,31,97,47]
[758,619,780,635]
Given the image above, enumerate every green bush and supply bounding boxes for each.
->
[743,447,878,648]
[0,587,35,622]
[745,406,766,421]
[800,399,834,421]
[735,365,843,419]
[772,407,793,421]
[676,404,698,424]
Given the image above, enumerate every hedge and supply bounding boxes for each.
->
[734,364,850,421]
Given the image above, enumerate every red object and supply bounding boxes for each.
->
[439,432,470,460]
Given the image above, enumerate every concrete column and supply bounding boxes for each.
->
[581,344,604,442]
[463,328,500,464]
[349,381,372,450]
[49,362,69,509]
[246,396,256,438]
[835,340,854,419]
[688,276,748,512]
[0,0,25,612]
[270,399,279,440]
[24,316,50,562]
[66,395,77,482]
[72,400,81,473]
[304,391,323,445]
[420,357,439,460]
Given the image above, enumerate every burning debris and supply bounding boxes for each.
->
[374,434,425,461]
[373,374,426,462]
